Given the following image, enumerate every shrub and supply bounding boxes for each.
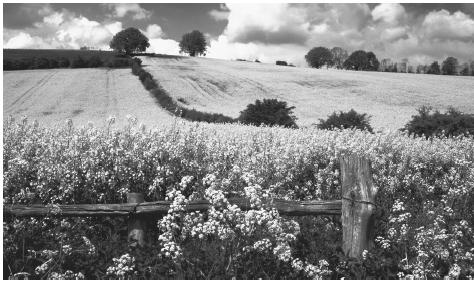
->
[87,55,103,68]
[106,57,131,68]
[238,99,298,128]
[4,59,14,70]
[143,76,158,90]
[403,106,474,138]
[48,58,59,69]
[58,57,70,68]
[276,60,288,66]
[32,57,50,69]
[318,109,373,132]
[70,56,87,68]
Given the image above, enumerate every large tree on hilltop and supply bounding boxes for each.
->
[109,27,150,55]
[179,30,207,57]
[305,47,333,68]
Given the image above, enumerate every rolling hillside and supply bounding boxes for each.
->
[142,55,474,130]
[3,68,173,127]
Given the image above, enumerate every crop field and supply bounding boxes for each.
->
[4,48,116,61]
[142,56,474,130]
[3,68,173,127]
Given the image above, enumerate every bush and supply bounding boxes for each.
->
[87,55,103,68]
[403,106,474,138]
[48,58,59,69]
[276,60,288,66]
[106,57,131,68]
[58,57,70,68]
[143,76,158,90]
[317,109,373,132]
[238,99,298,128]
[71,56,87,68]
[32,57,50,69]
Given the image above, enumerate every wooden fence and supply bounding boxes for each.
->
[4,155,378,259]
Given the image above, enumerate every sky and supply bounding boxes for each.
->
[3,3,474,66]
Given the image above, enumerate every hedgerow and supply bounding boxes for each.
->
[4,117,474,279]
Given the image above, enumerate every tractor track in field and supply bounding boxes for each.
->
[7,70,57,110]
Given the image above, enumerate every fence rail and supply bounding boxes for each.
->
[3,155,378,260]
[4,199,342,217]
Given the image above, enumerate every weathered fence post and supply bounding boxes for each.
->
[340,155,378,259]
[127,193,146,247]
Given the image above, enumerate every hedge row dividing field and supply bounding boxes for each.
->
[4,118,474,279]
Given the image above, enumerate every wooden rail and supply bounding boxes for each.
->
[4,155,378,260]
[4,199,342,217]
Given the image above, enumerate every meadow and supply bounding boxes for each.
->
[3,68,173,127]
[142,56,474,130]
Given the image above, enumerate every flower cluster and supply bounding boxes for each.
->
[4,117,474,279]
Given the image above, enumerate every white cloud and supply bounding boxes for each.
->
[371,3,407,25]
[106,4,151,20]
[4,11,123,50]
[422,10,474,40]
[143,24,164,39]
[209,9,229,21]
[4,32,46,49]
[147,38,180,55]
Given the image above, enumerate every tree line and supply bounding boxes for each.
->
[305,46,474,76]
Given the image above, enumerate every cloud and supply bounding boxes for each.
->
[143,24,164,39]
[147,38,180,55]
[209,4,230,21]
[105,4,151,20]
[422,9,474,41]
[371,3,407,25]
[4,9,123,50]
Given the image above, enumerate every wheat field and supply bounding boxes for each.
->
[142,56,474,130]
[3,68,173,127]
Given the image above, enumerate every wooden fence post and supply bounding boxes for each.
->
[127,193,146,247]
[340,155,378,259]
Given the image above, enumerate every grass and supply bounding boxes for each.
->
[141,56,474,130]
[3,68,173,127]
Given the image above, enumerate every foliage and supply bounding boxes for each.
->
[238,99,298,128]
[109,27,150,55]
[427,61,441,75]
[179,30,207,57]
[330,47,349,69]
[317,109,373,132]
[87,55,103,68]
[4,118,474,279]
[130,60,235,124]
[305,47,333,69]
[343,50,379,71]
[70,56,88,68]
[276,60,288,66]
[403,106,474,138]
[441,57,459,75]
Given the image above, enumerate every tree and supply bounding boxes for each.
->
[330,47,349,69]
[470,61,474,76]
[238,99,297,128]
[343,50,369,70]
[318,109,373,132]
[276,60,288,66]
[366,51,380,71]
[109,27,150,55]
[179,30,207,57]
[427,61,441,75]
[305,47,333,69]
[441,57,458,75]
[460,62,470,76]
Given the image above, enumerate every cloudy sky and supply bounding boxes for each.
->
[3,3,474,66]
